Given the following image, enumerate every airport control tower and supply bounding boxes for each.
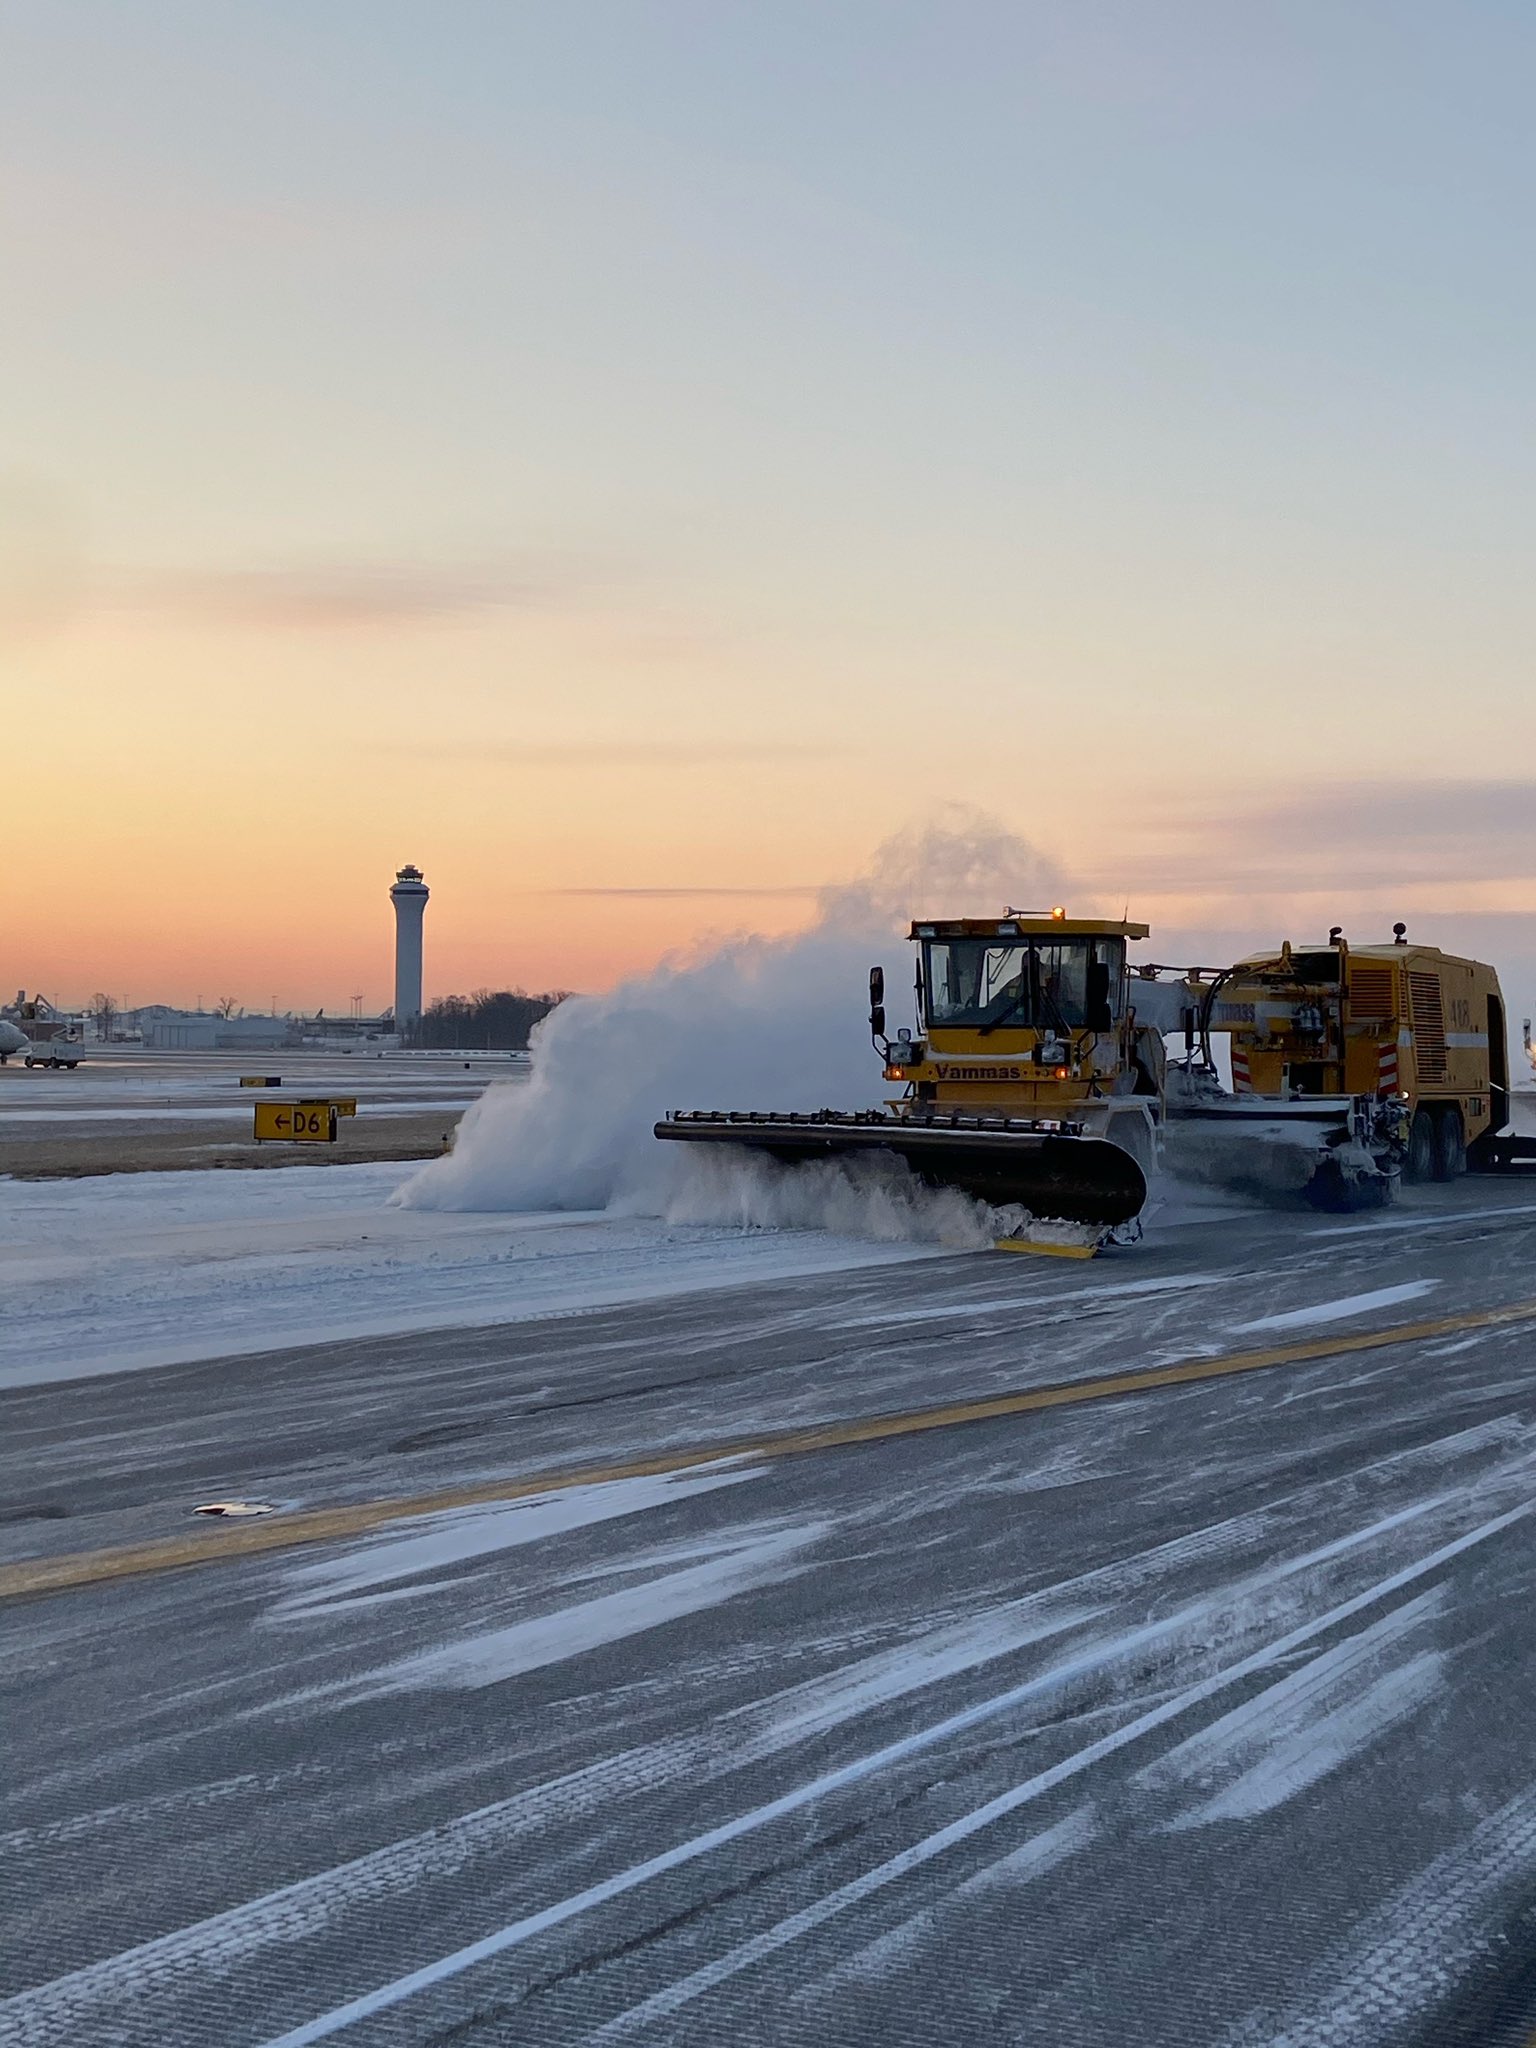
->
[390,864,429,1027]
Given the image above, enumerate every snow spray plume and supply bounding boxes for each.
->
[394,812,1067,1244]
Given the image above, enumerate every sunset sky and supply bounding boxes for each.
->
[6,3,1535,1021]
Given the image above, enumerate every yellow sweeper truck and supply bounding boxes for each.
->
[655,910,1534,1237]
[1165,924,1532,1208]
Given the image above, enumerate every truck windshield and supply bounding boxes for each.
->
[923,938,1123,1030]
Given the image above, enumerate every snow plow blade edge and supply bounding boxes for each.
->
[655,1111,1148,1227]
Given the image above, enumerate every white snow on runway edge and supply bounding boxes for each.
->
[0,1162,944,1388]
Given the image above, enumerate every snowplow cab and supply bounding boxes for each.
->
[655,910,1165,1231]
[888,912,1161,1113]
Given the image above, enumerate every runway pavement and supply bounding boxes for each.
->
[5,1180,1536,2046]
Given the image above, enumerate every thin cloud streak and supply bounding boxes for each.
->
[373,739,848,767]
[550,884,823,899]
[1227,778,1535,843]
[95,552,610,627]
[1113,778,1536,893]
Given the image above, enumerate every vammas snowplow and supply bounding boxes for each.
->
[655,911,1164,1234]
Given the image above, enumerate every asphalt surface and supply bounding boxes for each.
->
[5,1179,1536,2046]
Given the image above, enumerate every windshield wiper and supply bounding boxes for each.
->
[981,965,1075,1041]
[977,989,1029,1036]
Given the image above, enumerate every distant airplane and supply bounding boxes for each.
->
[0,1018,30,1062]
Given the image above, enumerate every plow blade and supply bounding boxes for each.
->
[655,1109,1148,1227]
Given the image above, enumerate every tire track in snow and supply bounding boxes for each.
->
[583,1508,1526,2042]
[1222,1785,1536,2046]
[3,1422,1529,2043]
[7,1479,1520,2048]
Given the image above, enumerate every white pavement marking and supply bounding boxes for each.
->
[838,1274,1230,1329]
[233,1495,1536,2048]
[1231,1281,1438,1334]
[1309,1200,1536,1239]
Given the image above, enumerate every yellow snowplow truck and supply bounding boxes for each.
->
[656,911,1166,1230]
[1174,927,1535,1209]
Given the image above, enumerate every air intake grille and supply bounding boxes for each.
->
[1410,972,1447,1082]
[1348,967,1397,1019]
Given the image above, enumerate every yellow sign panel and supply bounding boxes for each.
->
[253,1102,337,1143]
[327,1098,359,1118]
[240,1076,282,1088]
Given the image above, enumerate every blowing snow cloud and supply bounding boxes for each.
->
[393,813,1067,1239]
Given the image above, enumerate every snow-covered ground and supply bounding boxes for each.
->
[4,1094,1527,1395]
[0,1100,480,1124]
[0,1163,943,1389]
[0,1049,497,1125]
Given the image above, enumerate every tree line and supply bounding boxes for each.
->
[406,988,569,1051]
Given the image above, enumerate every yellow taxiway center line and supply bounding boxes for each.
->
[6,1294,1536,1604]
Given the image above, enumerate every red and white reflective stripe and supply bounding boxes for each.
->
[1377,1043,1399,1097]
[1231,1043,1253,1094]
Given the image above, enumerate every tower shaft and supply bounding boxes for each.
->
[389,866,429,1028]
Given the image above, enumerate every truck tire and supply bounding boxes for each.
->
[1406,1108,1436,1182]
[23,1056,34,1070]
[1434,1106,1467,1180]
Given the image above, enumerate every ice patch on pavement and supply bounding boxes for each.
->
[270,1464,767,1616]
[357,1518,827,1690]
[838,1271,1230,1329]
[1138,1590,1445,1826]
[1231,1280,1438,1334]
[810,1806,1099,1992]
[1310,1198,1536,1238]
[954,1804,1100,1897]
[738,1599,1105,1755]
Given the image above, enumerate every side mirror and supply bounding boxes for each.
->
[869,966,886,1042]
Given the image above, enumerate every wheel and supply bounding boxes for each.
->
[23,1056,34,1069]
[1406,1108,1435,1182]
[1433,1106,1467,1180]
